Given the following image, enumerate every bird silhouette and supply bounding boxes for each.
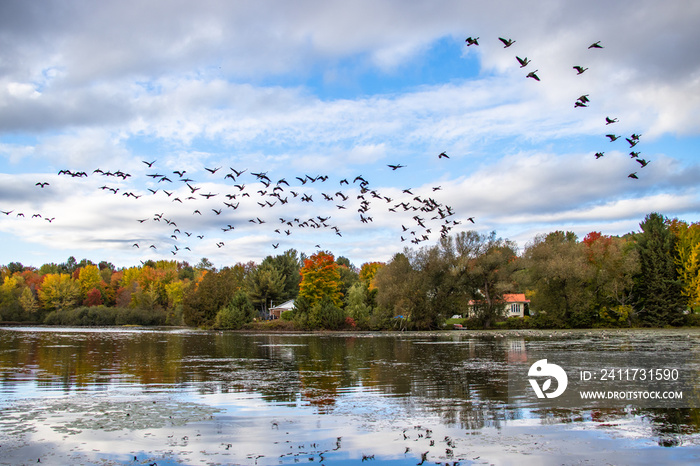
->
[438,151,449,159]
[573,65,588,75]
[526,70,540,81]
[204,167,221,174]
[588,41,603,49]
[35,182,49,188]
[636,158,650,167]
[142,160,156,167]
[499,37,516,48]
[516,56,530,68]
[388,164,405,170]
[595,152,604,159]
[605,117,618,125]
[465,37,479,46]
[606,134,620,141]
[628,172,639,179]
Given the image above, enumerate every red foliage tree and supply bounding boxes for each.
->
[83,287,103,307]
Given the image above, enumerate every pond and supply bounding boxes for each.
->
[1,327,700,465]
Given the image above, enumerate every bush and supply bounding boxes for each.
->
[686,311,700,327]
[43,305,166,326]
[494,316,530,329]
[280,309,294,321]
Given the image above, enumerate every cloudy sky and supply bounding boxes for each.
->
[1,0,699,269]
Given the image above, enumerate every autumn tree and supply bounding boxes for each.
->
[38,273,81,312]
[669,219,700,308]
[298,251,342,307]
[78,264,104,301]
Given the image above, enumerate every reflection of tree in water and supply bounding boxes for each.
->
[3,329,700,447]
[635,408,700,447]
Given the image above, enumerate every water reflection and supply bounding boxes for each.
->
[1,327,700,465]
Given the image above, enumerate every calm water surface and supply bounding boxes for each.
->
[1,327,700,465]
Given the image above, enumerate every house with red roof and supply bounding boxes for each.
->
[467,293,531,318]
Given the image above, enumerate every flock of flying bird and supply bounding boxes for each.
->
[2,155,463,258]
[466,36,650,179]
[2,34,651,260]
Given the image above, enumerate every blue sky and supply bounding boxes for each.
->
[1,0,699,269]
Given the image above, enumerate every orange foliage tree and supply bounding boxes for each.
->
[298,252,342,307]
[359,262,385,290]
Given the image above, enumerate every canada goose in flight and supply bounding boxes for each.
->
[595,152,605,159]
[574,101,588,108]
[204,167,221,174]
[628,172,638,179]
[636,158,650,168]
[588,41,603,49]
[465,36,479,46]
[438,151,449,159]
[200,192,218,199]
[36,182,49,188]
[45,217,55,222]
[499,37,515,48]
[605,117,618,125]
[142,160,156,167]
[631,133,642,140]
[388,164,405,170]
[626,137,639,148]
[173,170,186,177]
[516,56,530,68]
[573,65,588,74]
[606,134,620,141]
[272,243,279,249]
[630,151,640,158]
[526,70,540,81]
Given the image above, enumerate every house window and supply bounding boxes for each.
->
[510,303,521,314]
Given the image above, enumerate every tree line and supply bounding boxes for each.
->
[1,212,698,330]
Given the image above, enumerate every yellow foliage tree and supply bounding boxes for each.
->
[670,219,700,307]
[359,262,385,290]
[77,264,103,299]
[38,273,81,311]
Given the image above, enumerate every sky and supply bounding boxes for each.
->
[1,0,699,270]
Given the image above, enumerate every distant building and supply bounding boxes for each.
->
[467,293,531,318]
[269,299,295,319]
